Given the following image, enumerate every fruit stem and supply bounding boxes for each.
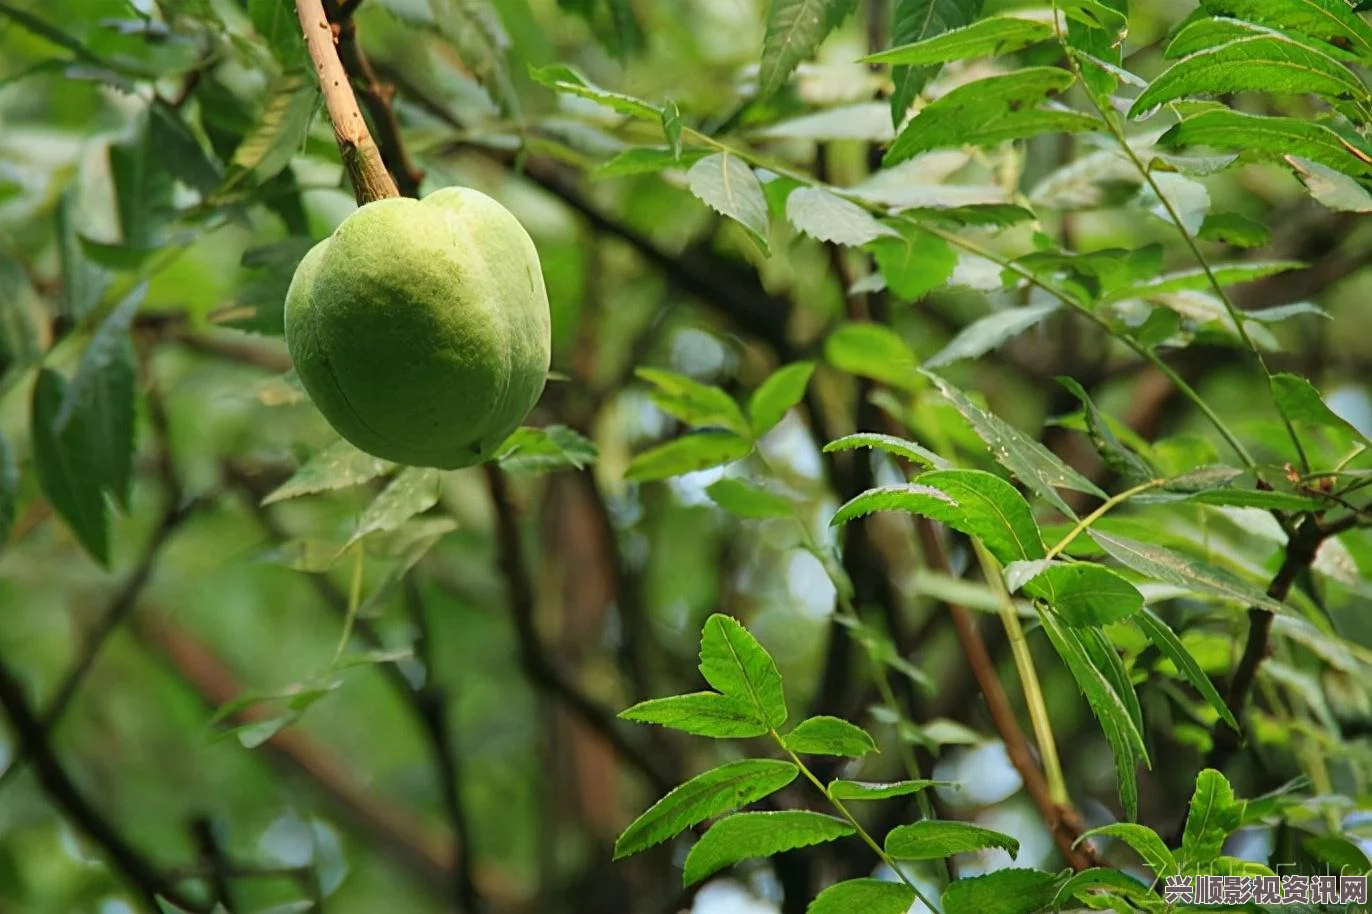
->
[293,0,400,204]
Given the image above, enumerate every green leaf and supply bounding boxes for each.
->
[683,811,855,886]
[1130,33,1368,119]
[706,478,795,519]
[108,115,175,250]
[1134,608,1239,731]
[1057,376,1156,481]
[55,187,106,321]
[1054,867,1158,908]
[1180,768,1245,869]
[494,425,599,474]
[824,322,921,390]
[429,0,520,116]
[614,759,799,859]
[785,187,898,247]
[346,467,443,547]
[868,223,958,301]
[749,362,815,436]
[625,431,753,482]
[1271,372,1372,444]
[1079,822,1176,877]
[227,69,317,184]
[1066,0,1129,100]
[925,303,1059,369]
[637,368,750,435]
[885,820,1020,860]
[55,282,144,511]
[783,716,877,757]
[529,63,661,120]
[1288,155,1372,211]
[884,68,1100,166]
[1198,0,1372,61]
[262,441,395,505]
[941,868,1066,914]
[1158,109,1372,177]
[1080,624,1144,739]
[31,369,109,565]
[757,0,858,101]
[864,13,1055,65]
[686,153,771,253]
[1091,530,1292,614]
[249,0,304,63]
[830,483,955,525]
[1102,260,1305,303]
[887,0,985,124]
[698,613,787,729]
[806,879,915,914]
[925,372,1106,515]
[827,779,943,800]
[822,433,950,470]
[1023,562,1145,626]
[1037,608,1147,818]
[0,431,17,547]
[620,692,769,738]
[593,146,709,178]
[1197,212,1271,248]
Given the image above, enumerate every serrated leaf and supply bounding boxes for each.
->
[827,779,943,800]
[614,759,799,859]
[830,482,954,525]
[1023,562,1145,626]
[262,441,395,505]
[55,187,106,321]
[925,302,1059,368]
[624,431,753,482]
[1271,372,1372,444]
[529,63,661,120]
[31,369,109,565]
[868,223,958,301]
[706,478,795,519]
[757,0,858,101]
[824,322,921,390]
[495,425,599,474]
[687,154,770,252]
[228,69,317,184]
[941,868,1066,914]
[885,820,1019,860]
[1288,155,1372,211]
[1091,530,1292,614]
[637,368,750,435]
[1057,376,1156,481]
[1037,608,1146,818]
[887,0,985,123]
[749,362,815,436]
[1130,33,1368,120]
[592,146,709,178]
[699,613,787,729]
[1180,768,1245,869]
[683,811,855,886]
[620,692,769,738]
[54,282,144,510]
[783,716,877,757]
[346,467,443,547]
[1055,867,1157,907]
[1199,0,1372,61]
[807,879,915,914]
[109,116,175,250]
[1134,608,1239,730]
[885,68,1100,166]
[925,371,1106,514]
[822,433,950,470]
[1102,260,1305,304]
[1079,822,1176,877]
[864,13,1056,65]
[785,187,898,247]
[223,237,315,336]
[1158,109,1372,177]
[430,0,520,116]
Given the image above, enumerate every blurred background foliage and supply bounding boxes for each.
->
[0,0,1371,912]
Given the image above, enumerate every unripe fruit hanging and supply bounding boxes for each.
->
[284,187,552,469]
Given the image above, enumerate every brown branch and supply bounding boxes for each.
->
[293,0,398,204]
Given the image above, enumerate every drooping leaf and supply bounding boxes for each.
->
[863,14,1055,66]
[683,811,855,886]
[887,0,986,124]
[1271,372,1372,445]
[749,362,815,436]
[783,716,877,757]
[1023,562,1145,626]
[785,186,898,247]
[625,431,754,482]
[346,467,444,547]
[637,368,750,435]
[55,187,107,321]
[941,868,1066,914]
[686,153,771,252]
[884,68,1100,166]
[824,322,922,390]
[806,879,915,914]
[1091,530,1292,614]
[757,0,858,101]
[614,759,799,859]
[885,820,1020,860]
[1180,768,1246,869]
[827,779,944,800]
[529,63,661,120]
[925,303,1059,368]
[822,433,950,470]
[706,478,795,519]
[1134,608,1239,730]
[868,223,958,301]
[1158,109,1372,177]
[698,613,788,728]
[31,369,110,565]
[620,692,769,738]
[263,441,395,505]
[1079,822,1177,877]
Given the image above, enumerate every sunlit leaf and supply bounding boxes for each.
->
[620,692,769,738]
[785,186,898,247]
[941,868,1066,914]
[706,478,795,519]
[263,441,395,505]
[749,362,815,436]
[807,879,915,914]
[625,431,753,482]
[782,716,877,757]
[699,613,787,728]
[683,811,855,886]
[687,153,771,252]
[757,0,858,100]
[346,467,444,547]
[885,820,1019,859]
[925,302,1059,368]
[887,0,985,124]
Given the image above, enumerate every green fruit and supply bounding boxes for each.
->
[284,187,551,469]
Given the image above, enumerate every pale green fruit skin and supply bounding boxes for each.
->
[284,187,551,469]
